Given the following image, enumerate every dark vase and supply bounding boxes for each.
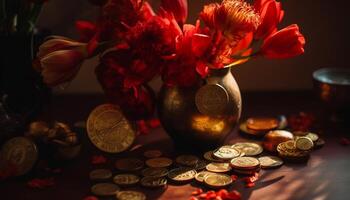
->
[0,33,50,143]
[158,68,242,151]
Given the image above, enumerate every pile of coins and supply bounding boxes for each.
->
[88,142,285,199]
[276,131,324,162]
[239,116,287,137]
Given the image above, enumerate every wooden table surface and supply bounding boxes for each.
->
[1,92,350,200]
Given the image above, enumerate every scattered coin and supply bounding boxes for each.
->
[239,122,266,137]
[295,137,314,151]
[213,146,240,160]
[140,176,167,188]
[230,157,260,170]
[206,162,232,173]
[143,150,162,158]
[263,130,294,152]
[141,167,168,177]
[116,191,146,200]
[194,171,217,183]
[115,158,144,171]
[231,142,263,156]
[89,169,113,181]
[305,132,319,142]
[113,174,140,186]
[91,183,120,196]
[0,137,38,176]
[175,155,199,167]
[194,159,208,171]
[258,156,284,169]
[284,140,296,150]
[87,104,135,153]
[204,173,233,189]
[203,151,225,162]
[145,157,173,168]
[246,117,279,131]
[195,84,229,116]
[168,168,197,183]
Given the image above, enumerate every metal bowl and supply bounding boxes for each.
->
[313,68,350,120]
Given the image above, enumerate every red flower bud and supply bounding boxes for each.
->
[260,24,305,59]
[254,0,284,39]
[161,0,188,25]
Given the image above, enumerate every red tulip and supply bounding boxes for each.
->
[36,37,89,86]
[200,0,260,42]
[260,24,305,59]
[254,0,284,39]
[161,0,188,25]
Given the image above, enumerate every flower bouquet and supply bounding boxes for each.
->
[34,0,305,136]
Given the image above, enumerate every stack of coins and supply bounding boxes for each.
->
[239,117,284,137]
[230,157,261,175]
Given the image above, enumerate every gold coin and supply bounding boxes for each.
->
[233,168,260,175]
[246,117,279,131]
[230,157,260,170]
[113,174,140,186]
[89,169,113,181]
[168,168,197,182]
[277,142,310,160]
[116,191,146,200]
[239,122,266,137]
[258,156,283,169]
[115,158,144,171]
[206,162,232,173]
[231,142,263,156]
[204,173,233,188]
[141,167,168,177]
[87,104,135,153]
[284,140,296,150]
[175,155,199,167]
[213,146,240,160]
[295,137,314,151]
[203,151,225,162]
[195,159,208,171]
[195,171,217,183]
[305,132,319,142]
[140,176,167,188]
[195,84,229,116]
[91,183,120,196]
[0,137,38,176]
[145,157,173,168]
[143,150,162,158]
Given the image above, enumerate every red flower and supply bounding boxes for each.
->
[161,0,188,25]
[91,155,107,165]
[260,24,305,59]
[75,21,97,42]
[254,0,284,39]
[226,190,241,200]
[200,0,260,42]
[27,178,55,189]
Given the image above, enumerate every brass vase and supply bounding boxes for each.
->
[158,68,242,151]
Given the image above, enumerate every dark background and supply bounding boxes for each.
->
[36,0,349,94]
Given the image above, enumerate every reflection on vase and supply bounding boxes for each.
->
[158,68,241,151]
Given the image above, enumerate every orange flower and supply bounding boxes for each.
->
[36,37,89,87]
[200,0,260,42]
